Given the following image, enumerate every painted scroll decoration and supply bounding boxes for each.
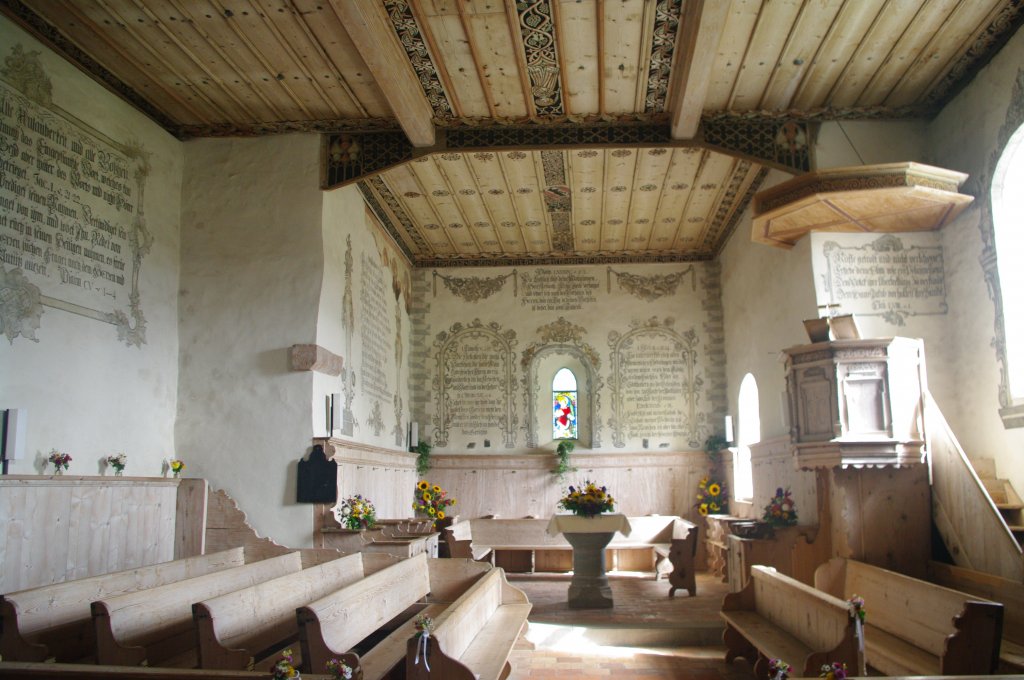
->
[607,265,695,301]
[432,319,518,448]
[515,0,564,116]
[521,316,602,448]
[339,235,357,436]
[607,317,704,448]
[1,44,151,346]
[432,269,517,302]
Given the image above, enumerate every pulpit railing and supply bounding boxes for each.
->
[927,391,1023,581]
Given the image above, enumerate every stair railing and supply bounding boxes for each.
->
[926,391,1023,581]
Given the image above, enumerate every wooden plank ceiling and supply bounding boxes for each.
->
[5,0,1020,266]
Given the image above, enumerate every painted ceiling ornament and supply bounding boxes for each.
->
[644,0,683,113]
[328,135,360,165]
[2,43,52,106]
[0,266,44,343]
[516,0,563,115]
[432,269,517,303]
[383,0,454,118]
[608,266,696,302]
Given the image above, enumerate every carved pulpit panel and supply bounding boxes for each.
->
[784,337,926,469]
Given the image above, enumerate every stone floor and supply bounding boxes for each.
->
[505,572,758,679]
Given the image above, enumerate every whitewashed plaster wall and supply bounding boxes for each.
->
[318,186,415,519]
[0,16,182,477]
[410,261,727,456]
[926,26,1024,496]
[719,171,818,442]
[177,134,323,547]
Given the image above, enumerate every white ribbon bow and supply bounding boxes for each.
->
[414,631,431,672]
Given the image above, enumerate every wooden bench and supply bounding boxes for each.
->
[721,564,863,678]
[296,553,493,679]
[92,552,304,667]
[928,560,1024,672]
[447,516,697,592]
[443,519,494,562]
[0,547,245,663]
[404,564,531,680]
[0,661,336,678]
[193,552,396,670]
[815,557,1003,675]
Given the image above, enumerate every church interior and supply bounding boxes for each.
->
[2,1,1024,678]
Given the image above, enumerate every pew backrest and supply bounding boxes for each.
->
[0,547,244,662]
[750,565,856,653]
[817,557,993,657]
[193,553,368,669]
[297,552,432,671]
[815,557,1004,674]
[92,552,302,665]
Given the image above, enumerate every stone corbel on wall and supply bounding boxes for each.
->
[289,344,343,376]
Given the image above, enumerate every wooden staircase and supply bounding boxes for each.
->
[976,457,1024,544]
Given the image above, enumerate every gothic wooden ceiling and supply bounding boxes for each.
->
[4,0,1021,266]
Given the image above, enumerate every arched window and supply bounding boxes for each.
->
[552,367,578,440]
[993,122,1024,405]
[734,373,759,501]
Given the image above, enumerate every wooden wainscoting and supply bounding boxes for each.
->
[0,476,181,593]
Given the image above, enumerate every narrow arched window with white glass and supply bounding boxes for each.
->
[552,367,578,440]
[993,122,1024,414]
[734,373,759,501]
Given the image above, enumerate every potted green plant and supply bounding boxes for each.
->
[415,441,432,475]
[553,440,576,480]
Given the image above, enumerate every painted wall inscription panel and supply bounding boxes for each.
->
[519,268,599,311]
[0,58,150,345]
[608,318,703,448]
[816,234,947,325]
[359,252,391,401]
[432,319,518,447]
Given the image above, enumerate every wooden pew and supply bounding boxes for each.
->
[92,552,303,667]
[815,557,1003,675]
[442,519,494,562]
[404,565,531,680]
[0,661,333,678]
[721,564,863,678]
[193,552,397,670]
[0,547,244,663]
[296,553,494,680]
[928,560,1024,672]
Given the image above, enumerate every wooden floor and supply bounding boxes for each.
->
[506,572,757,679]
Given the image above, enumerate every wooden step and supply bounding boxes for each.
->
[971,457,998,479]
[997,502,1024,511]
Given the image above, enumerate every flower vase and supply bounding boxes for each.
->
[54,467,63,476]
[172,471,180,479]
[114,469,124,477]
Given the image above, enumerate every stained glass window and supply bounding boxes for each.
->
[552,368,577,440]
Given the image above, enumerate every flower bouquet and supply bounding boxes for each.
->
[762,487,798,527]
[412,480,456,524]
[337,494,377,531]
[169,459,185,478]
[819,662,847,680]
[271,648,300,679]
[695,475,728,516]
[558,480,615,517]
[106,453,127,476]
[325,658,354,679]
[48,449,72,475]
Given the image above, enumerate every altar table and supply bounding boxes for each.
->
[546,513,632,608]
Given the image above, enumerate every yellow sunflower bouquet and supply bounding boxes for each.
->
[695,476,728,516]
[413,480,456,522]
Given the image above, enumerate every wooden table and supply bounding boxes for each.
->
[546,514,632,609]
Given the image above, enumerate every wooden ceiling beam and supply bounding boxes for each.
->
[328,0,436,147]
[668,0,732,140]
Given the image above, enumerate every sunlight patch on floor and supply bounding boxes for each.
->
[524,621,726,659]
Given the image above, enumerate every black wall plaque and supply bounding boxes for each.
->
[296,445,338,503]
